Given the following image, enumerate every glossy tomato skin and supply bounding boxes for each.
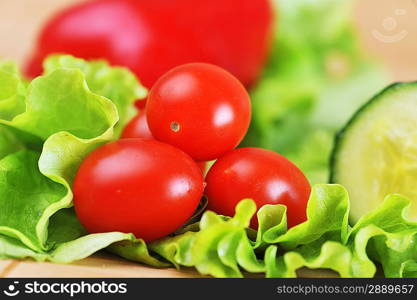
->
[134,98,147,110]
[25,0,273,88]
[121,110,207,174]
[121,110,153,140]
[205,148,311,228]
[73,139,204,242]
[146,63,251,161]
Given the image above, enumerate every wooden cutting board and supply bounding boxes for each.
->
[0,253,338,278]
[0,254,205,278]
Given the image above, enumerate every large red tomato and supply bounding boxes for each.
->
[146,63,251,161]
[205,148,311,228]
[73,138,204,242]
[26,0,273,88]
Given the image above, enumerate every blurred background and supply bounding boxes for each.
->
[1,0,416,79]
[1,0,417,184]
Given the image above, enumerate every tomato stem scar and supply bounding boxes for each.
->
[170,121,180,132]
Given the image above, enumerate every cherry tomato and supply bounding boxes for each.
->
[25,0,273,88]
[146,63,251,161]
[121,110,153,140]
[205,148,311,228]
[121,110,207,174]
[134,98,147,110]
[73,139,204,242]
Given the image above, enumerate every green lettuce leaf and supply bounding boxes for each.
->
[0,151,67,251]
[265,242,353,278]
[0,125,25,159]
[43,55,147,135]
[150,185,417,278]
[0,61,26,121]
[0,235,47,261]
[263,184,350,248]
[346,195,417,278]
[0,68,119,251]
[4,69,117,140]
[0,228,165,267]
[150,200,266,278]
[150,186,351,277]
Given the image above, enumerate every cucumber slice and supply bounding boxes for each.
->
[330,82,417,223]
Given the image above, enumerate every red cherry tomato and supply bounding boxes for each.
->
[73,139,204,242]
[146,63,251,161]
[121,110,207,174]
[205,148,311,228]
[134,98,147,110]
[25,0,273,88]
[121,110,153,140]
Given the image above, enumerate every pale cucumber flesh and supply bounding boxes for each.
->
[331,83,417,223]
